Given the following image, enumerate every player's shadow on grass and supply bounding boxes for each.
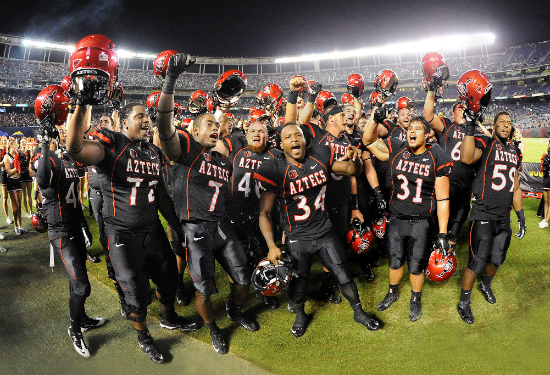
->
[152,336,181,363]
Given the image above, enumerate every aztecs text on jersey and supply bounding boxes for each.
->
[229,145,283,218]
[386,138,453,219]
[174,131,232,222]
[469,135,522,221]
[255,145,335,240]
[91,128,169,231]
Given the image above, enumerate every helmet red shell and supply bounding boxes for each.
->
[61,74,73,95]
[316,91,337,113]
[346,225,374,255]
[32,210,48,233]
[425,250,457,282]
[249,108,270,122]
[206,97,216,113]
[173,102,183,117]
[397,97,413,112]
[189,90,209,114]
[421,52,450,86]
[146,91,161,109]
[181,118,192,127]
[153,50,178,79]
[214,70,247,106]
[34,85,70,125]
[371,216,386,239]
[256,83,283,112]
[369,91,379,107]
[374,70,399,97]
[456,70,492,116]
[341,93,355,106]
[69,34,118,105]
[347,73,365,97]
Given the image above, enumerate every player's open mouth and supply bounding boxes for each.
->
[409,134,417,142]
[210,133,218,140]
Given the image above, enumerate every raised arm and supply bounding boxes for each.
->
[460,122,482,165]
[366,139,390,162]
[66,105,105,166]
[423,91,444,134]
[35,137,52,190]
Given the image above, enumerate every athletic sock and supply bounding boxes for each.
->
[206,321,220,333]
[411,290,422,303]
[389,283,399,295]
[481,275,494,288]
[460,288,472,303]
[136,328,150,341]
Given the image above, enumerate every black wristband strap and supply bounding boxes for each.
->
[373,186,381,194]
[66,145,83,155]
[158,130,177,142]
[287,90,299,104]
[162,76,178,95]
[516,208,525,221]
[349,194,359,211]
[33,190,39,200]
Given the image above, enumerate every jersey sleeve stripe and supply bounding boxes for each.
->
[254,172,276,186]
[437,161,453,171]
[186,149,205,220]
[474,136,486,148]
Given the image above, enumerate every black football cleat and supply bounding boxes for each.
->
[176,286,192,307]
[377,292,399,311]
[287,301,296,314]
[86,252,100,263]
[323,287,342,304]
[68,329,90,358]
[160,314,199,332]
[291,314,310,338]
[409,300,422,322]
[353,310,380,331]
[80,316,106,332]
[226,303,259,332]
[210,331,228,354]
[478,282,496,304]
[256,290,279,309]
[457,301,475,324]
[138,336,164,363]
[363,266,375,283]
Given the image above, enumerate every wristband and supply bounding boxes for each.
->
[464,122,476,136]
[33,190,39,200]
[162,76,178,95]
[308,92,318,104]
[349,194,359,211]
[158,130,177,142]
[515,209,525,221]
[373,186,381,195]
[287,90,299,105]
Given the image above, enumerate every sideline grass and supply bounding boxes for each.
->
[79,140,550,374]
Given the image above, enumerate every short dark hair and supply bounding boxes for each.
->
[193,113,213,129]
[99,113,114,126]
[493,111,511,124]
[452,101,463,113]
[119,102,143,122]
[411,115,431,134]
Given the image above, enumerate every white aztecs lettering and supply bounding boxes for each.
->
[395,159,431,177]
[452,128,465,139]
[289,170,327,194]
[64,167,79,179]
[494,149,518,164]
[238,157,263,170]
[198,160,230,182]
[126,158,160,176]
[324,140,347,158]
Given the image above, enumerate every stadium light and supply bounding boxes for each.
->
[22,39,74,52]
[274,33,496,63]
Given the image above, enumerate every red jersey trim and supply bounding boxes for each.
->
[254,173,276,186]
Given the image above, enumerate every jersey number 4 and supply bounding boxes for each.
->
[293,186,326,221]
[237,172,261,198]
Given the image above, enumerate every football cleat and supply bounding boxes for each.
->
[457,301,475,324]
[68,329,90,358]
[159,313,199,332]
[138,336,164,363]
[409,300,422,322]
[323,287,342,304]
[210,331,228,354]
[6,217,12,225]
[86,251,100,263]
[478,282,496,304]
[377,292,399,311]
[287,301,297,314]
[176,285,192,306]
[18,227,28,235]
[80,316,106,332]
[353,309,380,331]
[226,302,259,332]
[291,314,310,338]
[0,244,6,252]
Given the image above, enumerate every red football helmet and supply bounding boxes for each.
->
[34,85,70,126]
[32,209,47,233]
[173,102,183,118]
[397,97,413,112]
[456,70,492,117]
[347,219,374,255]
[369,91,380,108]
[189,90,209,114]
[316,91,337,113]
[146,91,161,120]
[206,96,216,113]
[214,70,247,106]
[256,83,283,113]
[181,118,192,128]
[347,73,365,97]
[251,257,293,296]
[422,76,445,100]
[225,112,235,121]
[249,108,271,123]
[153,50,178,80]
[69,34,118,105]
[374,70,399,98]
[371,215,387,239]
[421,52,450,87]
[425,250,457,282]
[60,74,73,95]
[341,93,355,106]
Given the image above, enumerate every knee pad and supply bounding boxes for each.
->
[126,305,147,323]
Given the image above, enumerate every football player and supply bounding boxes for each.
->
[256,123,380,337]
[35,125,105,358]
[66,103,199,364]
[457,111,525,324]
[156,53,258,355]
[364,116,453,321]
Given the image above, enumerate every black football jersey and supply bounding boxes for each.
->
[255,145,335,240]
[87,165,101,190]
[386,138,453,219]
[173,130,232,222]
[222,131,248,154]
[228,146,283,218]
[39,150,85,239]
[436,118,476,189]
[380,120,407,141]
[469,135,522,221]
[91,128,169,232]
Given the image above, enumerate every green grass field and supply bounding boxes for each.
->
[27,138,550,374]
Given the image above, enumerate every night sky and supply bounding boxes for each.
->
[2,0,550,57]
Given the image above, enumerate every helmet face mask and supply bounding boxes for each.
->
[422,52,450,88]
[189,90,208,114]
[347,73,365,97]
[146,91,161,122]
[252,256,293,296]
[374,70,399,99]
[215,70,247,106]
[347,219,374,255]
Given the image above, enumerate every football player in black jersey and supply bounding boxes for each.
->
[66,103,199,364]
[35,125,105,358]
[156,53,258,355]
[424,98,475,253]
[257,123,380,337]
[457,111,525,324]
[364,116,453,322]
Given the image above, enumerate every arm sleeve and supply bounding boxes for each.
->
[36,143,52,190]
